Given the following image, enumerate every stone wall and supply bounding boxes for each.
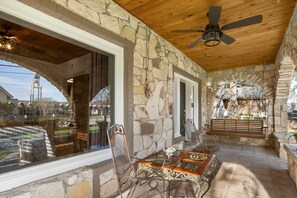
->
[130,22,207,158]
[274,3,297,132]
[284,144,297,188]
[274,57,295,132]
[0,159,119,198]
[0,167,94,198]
[207,64,278,134]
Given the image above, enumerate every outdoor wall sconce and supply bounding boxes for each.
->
[145,81,152,98]
[206,77,213,87]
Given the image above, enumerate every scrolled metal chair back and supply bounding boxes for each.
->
[107,124,135,197]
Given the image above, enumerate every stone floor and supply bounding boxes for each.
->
[119,143,297,198]
[205,143,297,198]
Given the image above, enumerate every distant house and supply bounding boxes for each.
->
[0,86,13,103]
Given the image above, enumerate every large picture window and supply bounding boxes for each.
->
[0,1,124,191]
[0,20,115,170]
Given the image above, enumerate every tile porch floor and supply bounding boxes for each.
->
[118,143,297,198]
[205,143,297,198]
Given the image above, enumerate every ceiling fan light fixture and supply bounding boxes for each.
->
[204,31,220,47]
[0,36,17,50]
[0,24,18,50]
[176,6,263,48]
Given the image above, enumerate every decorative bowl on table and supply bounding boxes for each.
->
[164,147,176,157]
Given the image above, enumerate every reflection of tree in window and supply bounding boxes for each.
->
[90,86,110,118]
[86,53,113,151]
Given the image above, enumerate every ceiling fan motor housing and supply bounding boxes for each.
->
[203,26,222,47]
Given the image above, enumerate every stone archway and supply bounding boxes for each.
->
[207,64,278,134]
[274,57,296,132]
[0,54,70,102]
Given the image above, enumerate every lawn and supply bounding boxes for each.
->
[0,147,12,160]
[54,125,100,136]
[54,129,71,136]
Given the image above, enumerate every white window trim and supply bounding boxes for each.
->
[174,73,199,138]
[0,0,124,192]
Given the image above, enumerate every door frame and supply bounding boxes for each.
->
[174,69,201,138]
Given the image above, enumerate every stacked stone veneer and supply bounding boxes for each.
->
[274,57,295,132]
[284,144,297,188]
[0,167,94,198]
[207,64,278,134]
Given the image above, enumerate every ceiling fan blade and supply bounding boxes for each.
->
[209,6,222,26]
[220,33,235,45]
[221,15,263,30]
[188,37,203,48]
[171,29,204,33]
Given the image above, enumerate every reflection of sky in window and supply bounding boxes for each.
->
[0,60,66,102]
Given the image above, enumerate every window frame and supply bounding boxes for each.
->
[0,0,124,192]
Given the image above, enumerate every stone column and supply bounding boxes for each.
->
[274,57,295,132]
[207,87,215,121]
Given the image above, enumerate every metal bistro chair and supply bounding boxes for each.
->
[107,124,167,198]
[184,119,220,153]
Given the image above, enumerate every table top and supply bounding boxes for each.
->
[137,149,219,183]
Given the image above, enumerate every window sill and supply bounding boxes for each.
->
[0,149,112,192]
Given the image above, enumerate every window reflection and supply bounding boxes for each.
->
[0,18,114,174]
[89,86,111,150]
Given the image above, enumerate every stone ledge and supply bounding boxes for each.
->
[273,132,296,143]
[284,143,297,188]
[273,132,296,161]
[284,144,297,162]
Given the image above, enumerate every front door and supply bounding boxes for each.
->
[180,82,186,136]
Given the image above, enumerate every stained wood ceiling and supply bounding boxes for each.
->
[114,0,296,71]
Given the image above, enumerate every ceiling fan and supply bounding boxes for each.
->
[0,24,18,50]
[172,6,263,48]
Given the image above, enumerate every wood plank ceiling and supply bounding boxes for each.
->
[114,0,296,71]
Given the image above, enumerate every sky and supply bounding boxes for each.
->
[0,60,67,102]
